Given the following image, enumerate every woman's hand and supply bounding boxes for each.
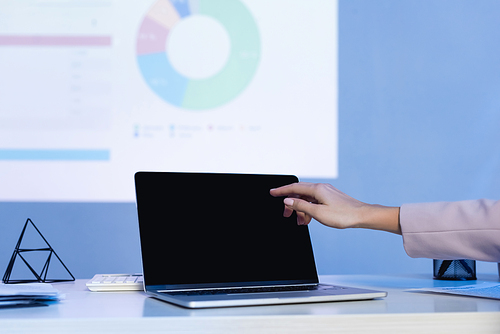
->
[270,182,401,234]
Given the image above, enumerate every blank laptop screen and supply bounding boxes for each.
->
[135,172,318,288]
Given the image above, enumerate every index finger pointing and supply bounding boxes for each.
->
[270,182,317,198]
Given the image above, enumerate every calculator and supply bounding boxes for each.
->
[86,274,144,291]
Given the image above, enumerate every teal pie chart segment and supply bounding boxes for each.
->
[136,0,261,110]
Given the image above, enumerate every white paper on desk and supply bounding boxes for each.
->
[413,283,500,300]
[0,283,63,301]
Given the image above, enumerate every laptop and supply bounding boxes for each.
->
[134,171,387,308]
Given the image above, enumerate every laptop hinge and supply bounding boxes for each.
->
[158,283,319,293]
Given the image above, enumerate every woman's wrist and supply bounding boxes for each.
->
[356,205,401,235]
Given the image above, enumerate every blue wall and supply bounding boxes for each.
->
[309,0,500,275]
[1,0,499,279]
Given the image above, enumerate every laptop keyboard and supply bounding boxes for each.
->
[164,284,344,296]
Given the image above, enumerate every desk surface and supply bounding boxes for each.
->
[1,274,499,333]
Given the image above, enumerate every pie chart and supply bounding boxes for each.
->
[136,0,260,110]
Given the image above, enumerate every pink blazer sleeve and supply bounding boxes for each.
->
[400,199,500,262]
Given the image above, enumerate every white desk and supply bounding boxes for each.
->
[1,274,499,333]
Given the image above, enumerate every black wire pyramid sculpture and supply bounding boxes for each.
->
[3,218,75,284]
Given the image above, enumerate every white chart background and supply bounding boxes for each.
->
[0,0,338,201]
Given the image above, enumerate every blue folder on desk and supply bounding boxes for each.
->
[134,172,387,308]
